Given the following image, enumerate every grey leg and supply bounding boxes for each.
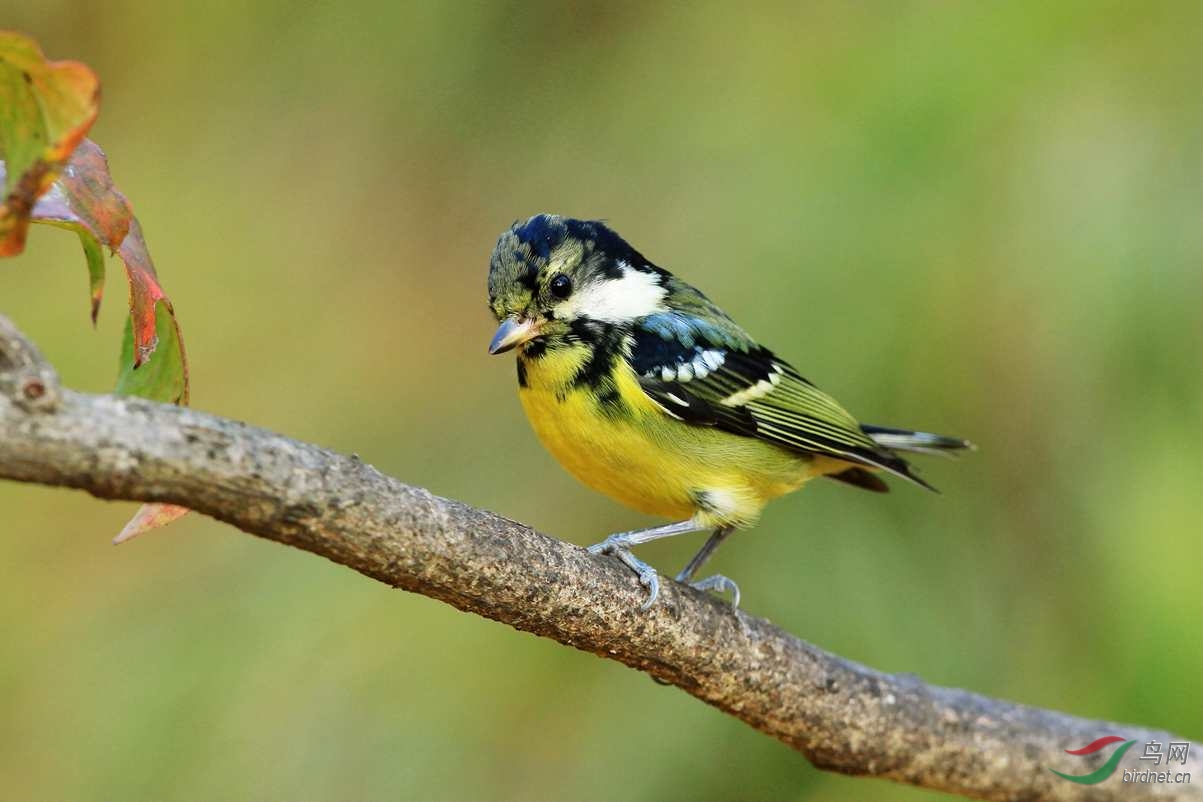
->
[674,526,735,583]
[587,520,701,610]
[675,526,741,608]
[588,520,699,551]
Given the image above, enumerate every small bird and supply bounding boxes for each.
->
[487,214,972,609]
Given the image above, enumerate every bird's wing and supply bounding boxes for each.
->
[629,309,932,488]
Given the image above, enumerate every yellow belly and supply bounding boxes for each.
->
[516,347,838,527]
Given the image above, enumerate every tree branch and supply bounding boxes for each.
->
[1,314,1197,802]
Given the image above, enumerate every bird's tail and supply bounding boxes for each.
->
[861,424,975,458]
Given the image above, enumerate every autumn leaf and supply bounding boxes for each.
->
[115,296,189,404]
[0,30,99,255]
[0,138,192,403]
[112,501,190,545]
[110,291,191,544]
[0,30,191,538]
[0,32,185,391]
[29,137,131,322]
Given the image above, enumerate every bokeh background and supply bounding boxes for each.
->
[2,3,1200,800]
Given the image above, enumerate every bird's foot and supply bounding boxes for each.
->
[677,572,741,609]
[588,537,661,610]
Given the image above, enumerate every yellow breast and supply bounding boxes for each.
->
[515,343,824,527]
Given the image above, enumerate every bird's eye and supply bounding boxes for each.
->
[549,274,573,299]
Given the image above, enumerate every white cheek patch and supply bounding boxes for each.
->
[559,262,667,323]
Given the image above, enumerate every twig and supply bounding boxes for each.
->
[0,314,1197,802]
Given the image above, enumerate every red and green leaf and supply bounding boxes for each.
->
[0,30,99,256]
[0,30,192,538]
[0,136,193,402]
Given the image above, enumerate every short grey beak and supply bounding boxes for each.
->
[488,317,539,355]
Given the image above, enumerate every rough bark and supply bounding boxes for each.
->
[0,314,1197,802]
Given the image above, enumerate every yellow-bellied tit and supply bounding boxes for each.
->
[487,214,973,609]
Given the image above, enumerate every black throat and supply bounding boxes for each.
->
[517,317,631,414]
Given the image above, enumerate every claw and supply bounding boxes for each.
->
[587,537,662,609]
[587,533,629,554]
[638,567,660,610]
[586,520,700,611]
[686,574,741,609]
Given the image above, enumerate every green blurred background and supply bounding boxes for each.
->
[2,2,1200,800]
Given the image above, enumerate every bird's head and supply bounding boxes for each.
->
[487,214,668,354]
